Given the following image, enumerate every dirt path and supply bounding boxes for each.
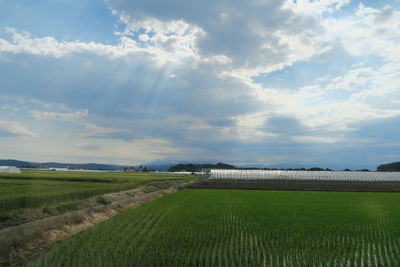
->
[0,180,191,266]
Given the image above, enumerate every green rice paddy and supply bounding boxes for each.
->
[29,189,400,266]
[0,170,191,211]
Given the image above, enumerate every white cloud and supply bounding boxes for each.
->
[350,66,400,101]
[82,123,125,137]
[71,137,183,163]
[287,0,351,16]
[323,4,400,61]
[228,1,400,143]
[292,135,339,144]
[0,120,36,137]
[1,27,123,58]
[3,0,398,148]
[0,27,197,66]
[30,109,89,120]
[30,108,124,137]
[117,16,203,59]
[0,0,336,79]
[326,68,377,91]
[0,1,399,166]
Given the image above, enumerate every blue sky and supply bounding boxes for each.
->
[0,0,399,169]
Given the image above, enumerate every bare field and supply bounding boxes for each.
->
[189,179,400,192]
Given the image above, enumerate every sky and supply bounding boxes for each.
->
[0,0,399,169]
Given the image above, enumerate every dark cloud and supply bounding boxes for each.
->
[106,0,320,69]
[262,114,333,138]
[0,53,259,120]
[349,116,400,144]
[374,6,394,23]
[263,114,303,135]
[1,1,399,170]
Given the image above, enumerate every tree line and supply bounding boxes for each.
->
[167,163,371,172]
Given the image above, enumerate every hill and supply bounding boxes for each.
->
[377,162,400,172]
[0,159,127,170]
[0,159,35,168]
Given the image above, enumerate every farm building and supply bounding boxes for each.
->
[0,166,21,173]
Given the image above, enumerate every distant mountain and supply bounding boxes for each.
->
[142,159,177,171]
[0,159,128,170]
[167,162,368,172]
[1,158,378,172]
[146,159,237,171]
[40,162,127,170]
[260,163,311,170]
[377,162,400,172]
[0,159,36,168]
[0,159,180,171]
[168,162,236,172]
[146,164,174,171]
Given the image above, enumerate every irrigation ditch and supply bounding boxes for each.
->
[0,180,191,266]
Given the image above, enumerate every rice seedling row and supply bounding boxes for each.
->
[30,189,400,266]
